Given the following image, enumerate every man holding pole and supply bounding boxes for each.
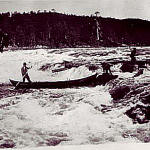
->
[21,62,32,82]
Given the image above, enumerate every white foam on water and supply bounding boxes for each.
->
[0,47,149,148]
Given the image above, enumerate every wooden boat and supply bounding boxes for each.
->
[10,73,97,89]
[10,73,118,89]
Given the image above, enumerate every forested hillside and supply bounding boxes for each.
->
[0,11,150,48]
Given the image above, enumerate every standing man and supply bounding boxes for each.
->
[0,29,9,53]
[101,62,112,75]
[0,29,4,53]
[130,48,137,63]
[21,62,32,82]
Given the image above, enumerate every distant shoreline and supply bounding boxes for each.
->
[3,45,147,52]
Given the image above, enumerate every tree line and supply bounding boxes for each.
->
[0,11,150,49]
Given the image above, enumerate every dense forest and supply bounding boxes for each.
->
[1,11,150,48]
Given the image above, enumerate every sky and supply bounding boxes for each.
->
[0,0,150,20]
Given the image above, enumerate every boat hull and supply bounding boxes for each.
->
[10,73,97,89]
[10,73,118,89]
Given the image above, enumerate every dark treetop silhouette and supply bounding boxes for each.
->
[1,11,150,48]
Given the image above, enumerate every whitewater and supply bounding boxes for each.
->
[0,47,150,149]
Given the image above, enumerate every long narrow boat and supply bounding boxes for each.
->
[10,73,98,89]
[10,73,118,89]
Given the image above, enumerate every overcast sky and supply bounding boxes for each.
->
[0,0,150,20]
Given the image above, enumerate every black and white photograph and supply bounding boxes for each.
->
[0,0,150,150]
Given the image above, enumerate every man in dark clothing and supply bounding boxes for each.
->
[0,29,9,53]
[21,62,32,82]
[130,48,136,63]
[0,44,3,53]
[101,62,112,75]
[0,29,4,53]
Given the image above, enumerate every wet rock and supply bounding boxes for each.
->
[88,64,99,71]
[120,62,135,72]
[63,61,80,69]
[137,61,147,69]
[39,63,51,71]
[109,85,130,100]
[46,138,62,146]
[0,139,15,148]
[126,105,150,124]
[128,86,145,96]
[134,69,144,77]
[0,136,3,140]
[140,93,150,104]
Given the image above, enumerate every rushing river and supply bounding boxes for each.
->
[0,47,150,148]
